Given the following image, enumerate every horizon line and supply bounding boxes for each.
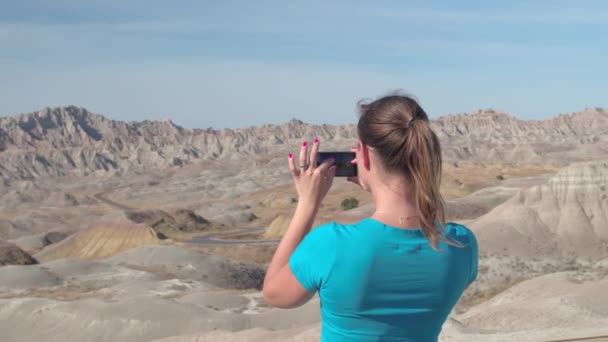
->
[1,104,606,131]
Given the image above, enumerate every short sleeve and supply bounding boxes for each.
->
[468,229,479,284]
[289,222,337,292]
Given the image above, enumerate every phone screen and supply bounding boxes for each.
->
[317,152,357,177]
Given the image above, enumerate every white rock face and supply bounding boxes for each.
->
[472,160,608,258]
[1,106,607,182]
[458,272,608,331]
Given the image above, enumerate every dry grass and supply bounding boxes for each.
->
[441,162,558,199]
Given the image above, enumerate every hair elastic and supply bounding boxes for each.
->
[407,118,416,129]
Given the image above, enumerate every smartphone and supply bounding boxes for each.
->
[317,152,357,177]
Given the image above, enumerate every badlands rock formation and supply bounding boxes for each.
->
[1,105,607,342]
[434,108,608,163]
[0,240,38,266]
[471,160,608,258]
[1,106,607,182]
[0,246,267,342]
[10,231,68,253]
[459,271,608,332]
[125,209,222,239]
[34,222,159,262]
[107,245,265,290]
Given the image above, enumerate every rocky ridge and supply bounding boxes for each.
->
[471,160,608,258]
[0,240,38,266]
[1,106,607,182]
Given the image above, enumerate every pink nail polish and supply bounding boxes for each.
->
[288,154,293,158]
[302,141,308,147]
[314,138,319,143]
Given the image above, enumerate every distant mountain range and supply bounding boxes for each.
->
[1,106,607,183]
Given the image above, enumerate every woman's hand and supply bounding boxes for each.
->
[288,139,336,208]
[346,146,362,188]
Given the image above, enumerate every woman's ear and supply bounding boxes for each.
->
[360,142,371,171]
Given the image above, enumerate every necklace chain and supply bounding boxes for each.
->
[374,211,419,224]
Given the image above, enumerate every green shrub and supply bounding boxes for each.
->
[341,197,359,211]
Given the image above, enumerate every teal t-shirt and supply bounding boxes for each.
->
[289,218,478,342]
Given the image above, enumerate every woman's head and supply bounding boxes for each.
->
[356,93,446,248]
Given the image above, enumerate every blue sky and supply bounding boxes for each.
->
[1,1,606,129]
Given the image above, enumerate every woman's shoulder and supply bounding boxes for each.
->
[444,221,477,245]
[314,220,359,231]
[444,222,474,237]
[311,220,359,238]
[307,221,339,239]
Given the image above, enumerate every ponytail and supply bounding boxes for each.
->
[406,119,446,249]
[358,93,453,250]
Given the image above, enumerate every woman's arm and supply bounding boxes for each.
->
[262,139,336,308]
[262,201,318,308]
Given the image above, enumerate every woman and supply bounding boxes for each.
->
[263,94,478,341]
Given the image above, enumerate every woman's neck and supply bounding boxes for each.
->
[370,177,420,229]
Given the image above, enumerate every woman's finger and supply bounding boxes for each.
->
[288,153,299,177]
[320,165,337,187]
[316,157,334,174]
[309,139,320,170]
[347,176,361,186]
[350,146,357,164]
[328,165,337,179]
[298,141,308,171]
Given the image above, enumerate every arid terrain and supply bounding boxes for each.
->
[1,106,608,341]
